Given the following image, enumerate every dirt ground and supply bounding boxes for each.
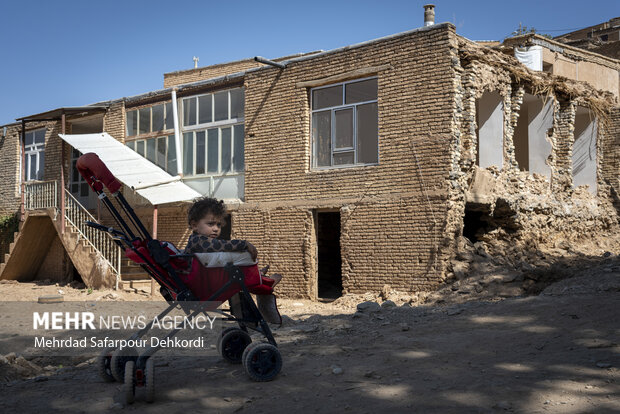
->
[0,251,619,413]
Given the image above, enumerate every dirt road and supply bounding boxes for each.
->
[0,260,619,413]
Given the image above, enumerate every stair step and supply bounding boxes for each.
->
[120,279,152,293]
[4,253,9,263]
[122,271,151,281]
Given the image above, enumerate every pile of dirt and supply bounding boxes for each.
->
[0,353,44,383]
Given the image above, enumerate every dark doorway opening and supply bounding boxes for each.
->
[316,212,342,299]
[463,208,486,243]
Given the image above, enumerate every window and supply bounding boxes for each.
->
[126,102,174,137]
[311,78,378,168]
[70,148,90,198]
[24,128,45,181]
[181,87,244,128]
[180,87,245,176]
[126,135,178,175]
[181,125,244,175]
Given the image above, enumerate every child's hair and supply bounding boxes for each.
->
[187,197,226,226]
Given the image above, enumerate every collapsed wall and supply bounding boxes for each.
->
[447,36,620,283]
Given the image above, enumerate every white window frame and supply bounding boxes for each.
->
[126,102,174,137]
[24,128,45,181]
[126,134,177,175]
[180,87,245,177]
[310,77,379,169]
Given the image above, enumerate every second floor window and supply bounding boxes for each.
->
[126,102,174,137]
[126,135,177,175]
[24,129,45,181]
[181,87,245,177]
[311,78,378,168]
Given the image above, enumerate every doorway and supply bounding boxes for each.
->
[316,211,342,299]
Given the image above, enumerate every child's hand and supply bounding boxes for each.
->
[247,242,258,262]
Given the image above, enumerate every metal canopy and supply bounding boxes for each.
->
[16,106,109,122]
[59,133,201,205]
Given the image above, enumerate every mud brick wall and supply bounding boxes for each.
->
[601,107,620,208]
[103,102,126,142]
[0,124,23,216]
[164,59,264,88]
[239,24,458,297]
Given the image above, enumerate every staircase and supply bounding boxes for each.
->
[0,181,152,292]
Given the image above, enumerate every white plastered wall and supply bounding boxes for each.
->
[572,107,597,194]
[477,91,504,169]
[528,98,554,178]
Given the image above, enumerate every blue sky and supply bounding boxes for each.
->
[0,0,618,126]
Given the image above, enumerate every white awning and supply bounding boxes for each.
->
[59,133,201,205]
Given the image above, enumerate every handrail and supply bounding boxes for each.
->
[63,189,122,287]
[23,181,121,288]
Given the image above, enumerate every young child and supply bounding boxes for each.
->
[184,197,282,323]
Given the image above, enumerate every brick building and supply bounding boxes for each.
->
[1,19,618,299]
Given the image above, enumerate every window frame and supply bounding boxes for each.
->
[126,102,174,138]
[24,128,46,181]
[310,77,379,170]
[180,87,245,178]
[125,135,177,175]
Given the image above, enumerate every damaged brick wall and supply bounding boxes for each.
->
[452,36,620,261]
[0,124,22,216]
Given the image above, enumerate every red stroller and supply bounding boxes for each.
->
[76,153,282,404]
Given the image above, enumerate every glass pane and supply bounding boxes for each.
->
[125,141,135,151]
[312,85,342,110]
[233,124,244,172]
[333,152,354,166]
[167,135,177,174]
[196,131,205,174]
[334,108,353,149]
[25,131,34,146]
[356,102,378,164]
[72,148,80,158]
[214,91,228,121]
[136,140,145,157]
[312,111,331,167]
[72,166,78,182]
[230,88,244,119]
[165,102,174,130]
[221,127,231,172]
[146,139,156,163]
[139,108,150,134]
[29,154,36,180]
[198,95,212,124]
[157,137,166,169]
[37,151,45,179]
[183,132,194,175]
[152,104,164,131]
[126,110,137,136]
[345,78,378,104]
[207,129,218,173]
[34,129,46,144]
[80,183,89,197]
[71,183,78,193]
[183,98,196,126]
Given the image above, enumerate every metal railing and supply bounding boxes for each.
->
[23,181,122,288]
[64,189,122,287]
[24,181,57,210]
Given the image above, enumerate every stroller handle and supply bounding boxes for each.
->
[76,153,122,194]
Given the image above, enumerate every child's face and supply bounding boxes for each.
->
[191,213,223,239]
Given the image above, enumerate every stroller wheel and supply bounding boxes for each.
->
[218,328,252,364]
[96,347,116,382]
[110,347,138,383]
[145,358,155,403]
[242,342,282,382]
[122,360,135,405]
